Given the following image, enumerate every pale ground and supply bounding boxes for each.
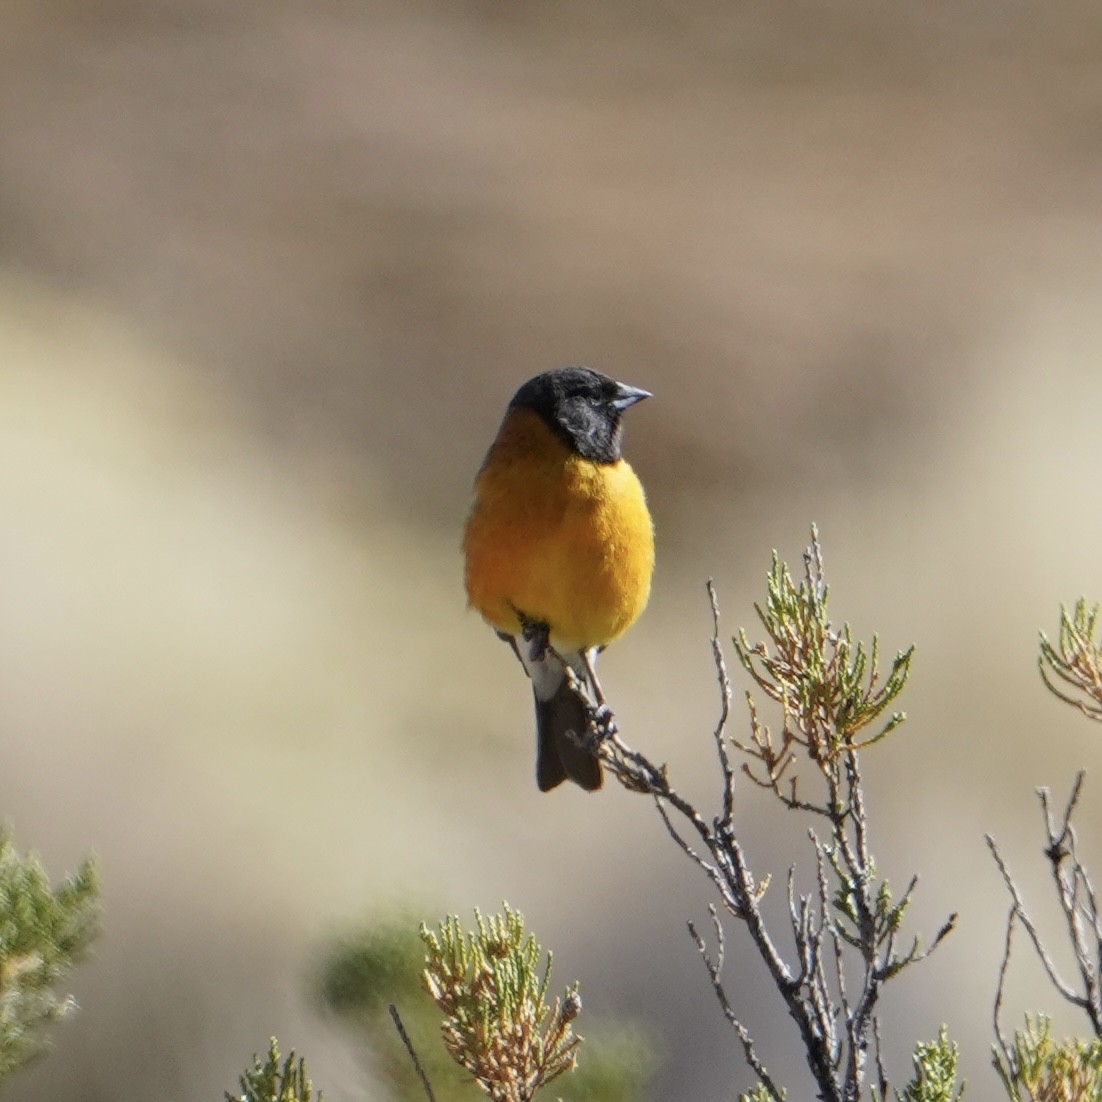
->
[2,2,1102,1099]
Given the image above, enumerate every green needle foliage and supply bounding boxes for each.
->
[735,530,913,761]
[317,912,650,1102]
[740,1085,785,1102]
[420,905,581,1102]
[227,1037,321,1102]
[994,1016,1102,1102]
[896,1028,964,1102]
[0,828,100,1082]
[1039,599,1102,721]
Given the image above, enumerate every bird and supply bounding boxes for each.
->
[463,366,654,791]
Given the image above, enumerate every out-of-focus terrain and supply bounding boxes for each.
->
[2,1,1102,1098]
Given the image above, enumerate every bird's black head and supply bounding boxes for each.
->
[509,366,651,463]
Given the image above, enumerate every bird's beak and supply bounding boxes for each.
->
[611,383,652,412]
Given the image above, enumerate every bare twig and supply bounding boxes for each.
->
[872,1017,888,1101]
[986,833,1085,1008]
[688,906,785,1101]
[988,774,1102,1038]
[389,1004,437,1102]
[993,907,1017,1073]
[708,580,737,835]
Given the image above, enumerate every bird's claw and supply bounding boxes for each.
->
[589,702,617,740]
[523,623,550,663]
[513,608,551,663]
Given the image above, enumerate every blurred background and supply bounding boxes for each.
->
[3,0,1102,1098]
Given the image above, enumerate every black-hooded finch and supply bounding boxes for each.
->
[463,366,654,791]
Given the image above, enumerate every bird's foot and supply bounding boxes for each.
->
[516,612,550,663]
[589,702,618,741]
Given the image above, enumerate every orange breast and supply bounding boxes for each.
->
[463,409,654,651]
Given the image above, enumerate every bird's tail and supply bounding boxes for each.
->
[534,676,602,791]
[509,635,602,792]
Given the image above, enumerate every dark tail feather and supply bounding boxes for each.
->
[534,681,602,792]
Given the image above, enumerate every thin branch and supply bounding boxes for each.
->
[707,579,737,834]
[389,1004,437,1102]
[1037,774,1102,1034]
[986,834,1087,1008]
[993,908,1017,1074]
[653,797,738,917]
[913,912,959,966]
[1039,776,1078,867]
[810,839,843,1064]
[688,907,785,1102]
[872,1017,888,1100]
